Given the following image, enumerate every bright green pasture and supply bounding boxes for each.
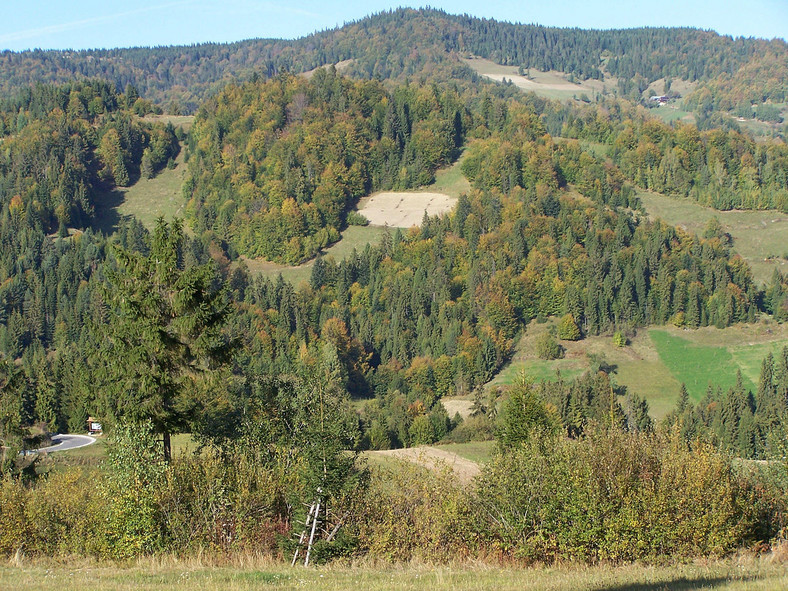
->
[648,330,757,402]
[488,320,788,420]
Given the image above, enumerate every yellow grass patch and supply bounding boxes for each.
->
[357,191,456,227]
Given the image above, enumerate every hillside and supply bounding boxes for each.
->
[3,7,788,572]
[1,9,785,119]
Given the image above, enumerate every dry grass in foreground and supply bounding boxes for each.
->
[2,553,787,591]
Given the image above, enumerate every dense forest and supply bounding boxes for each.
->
[1,76,770,455]
[0,80,178,232]
[1,8,788,568]
[471,93,788,210]
[0,9,785,118]
[184,69,464,263]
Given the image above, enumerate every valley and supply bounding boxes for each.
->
[1,6,787,583]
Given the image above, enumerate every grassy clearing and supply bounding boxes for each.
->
[731,341,788,387]
[464,57,611,103]
[428,154,471,198]
[488,320,788,419]
[242,225,388,285]
[638,189,788,285]
[644,78,697,100]
[578,139,609,159]
[243,157,465,282]
[493,358,584,385]
[433,440,494,464]
[140,114,195,133]
[649,330,757,402]
[2,556,786,591]
[648,105,696,124]
[359,449,411,472]
[734,114,786,139]
[93,147,188,234]
[490,324,680,418]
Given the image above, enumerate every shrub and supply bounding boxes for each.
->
[613,331,627,347]
[534,332,564,360]
[0,478,30,556]
[346,210,369,226]
[158,449,298,554]
[476,428,760,563]
[101,421,166,558]
[23,468,106,556]
[445,414,495,443]
[0,468,106,557]
[351,462,476,561]
[557,314,581,340]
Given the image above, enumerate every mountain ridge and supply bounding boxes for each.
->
[1,8,784,115]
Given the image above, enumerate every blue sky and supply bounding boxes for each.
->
[1,0,786,52]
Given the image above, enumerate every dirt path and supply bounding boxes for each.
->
[371,446,480,483]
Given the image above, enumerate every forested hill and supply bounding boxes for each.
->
[1,8,784,115]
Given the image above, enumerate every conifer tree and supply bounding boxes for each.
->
[101,218,232,461]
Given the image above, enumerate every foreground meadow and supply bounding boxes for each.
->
[2,555,787,591]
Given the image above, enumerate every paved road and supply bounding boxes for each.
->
[33,434,96,453]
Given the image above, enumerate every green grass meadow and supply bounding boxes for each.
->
[489,320,788,419]
[433,440,495,464]
[648,329,757,402]
[429,152,471,198]
[93,147,189,234]
[648,105,696,124]
[492,358,585,385]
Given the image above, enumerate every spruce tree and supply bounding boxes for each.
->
[101,218,233,461]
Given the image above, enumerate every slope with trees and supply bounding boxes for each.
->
[0,81,178,233]
[0,9,784,121]
[184,69,465,263]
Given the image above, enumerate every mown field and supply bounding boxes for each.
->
[489,319,788,419]
[464,57,611,103]
[241,157,468,283]
[2,556,786,591]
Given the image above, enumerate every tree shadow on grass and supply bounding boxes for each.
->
[91,187,126,235]
[592,575,757,591]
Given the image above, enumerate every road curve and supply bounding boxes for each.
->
[34,434,97,453]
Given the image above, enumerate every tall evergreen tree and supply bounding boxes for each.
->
[100,218,233,460]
